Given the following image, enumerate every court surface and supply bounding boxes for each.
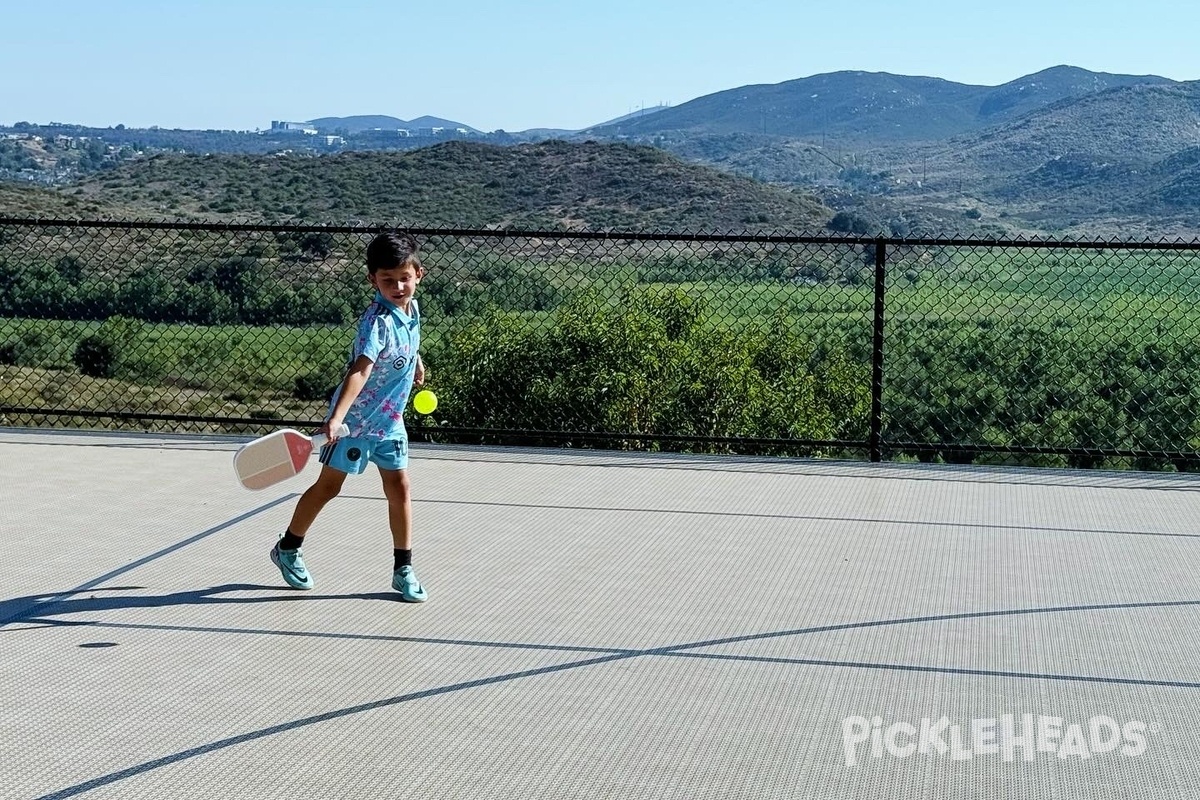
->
[3,427,1200,799]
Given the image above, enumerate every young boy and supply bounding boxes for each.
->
[270,230,428,602]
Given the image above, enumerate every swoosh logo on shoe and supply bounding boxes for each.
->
[275,549,309,582]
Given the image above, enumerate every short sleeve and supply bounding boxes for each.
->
[353,311,388,363]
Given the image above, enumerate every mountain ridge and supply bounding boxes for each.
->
[305,114,480,133]
[5,65,1200,236]
[2,140,834,233]
[587,66,1177,142]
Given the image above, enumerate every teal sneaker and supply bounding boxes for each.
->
[392,564,427,602]
[270,539,314,590]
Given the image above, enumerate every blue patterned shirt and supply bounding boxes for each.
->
[328,292,420,441]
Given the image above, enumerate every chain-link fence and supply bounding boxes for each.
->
[2,217,1200,469]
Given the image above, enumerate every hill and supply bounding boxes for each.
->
[306,115,479,133]
[974,66,1172,122]
[877,82,1200,233]
[5,66,1200,236]
[586,104,671,129]
[591,66,1174,143]
[602,72,1200,236]
[306,115,407,132]
[0,140,834,233]
[0,182,121,218]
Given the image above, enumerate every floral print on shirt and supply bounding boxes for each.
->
[328,293,420,441]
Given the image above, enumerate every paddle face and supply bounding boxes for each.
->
[233,429,318,490]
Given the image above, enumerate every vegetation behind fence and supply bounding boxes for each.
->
[3,217,1200,470]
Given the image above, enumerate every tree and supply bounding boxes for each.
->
[213,255,264,317]
[299,232,335,259]
[827,211,872,235]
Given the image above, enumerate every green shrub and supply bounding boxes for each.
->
[435,285,871,452]
[294,365,342,401]
[71,316,159,380]
[0,328,65,368]
[73,334,119,378]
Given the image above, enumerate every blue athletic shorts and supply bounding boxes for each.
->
[319,435,408,474]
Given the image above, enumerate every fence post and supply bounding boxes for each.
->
[869,237,887,462]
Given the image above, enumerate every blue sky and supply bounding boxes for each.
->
[3,0,1197,132]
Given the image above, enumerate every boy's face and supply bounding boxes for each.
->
[369,263,422,308]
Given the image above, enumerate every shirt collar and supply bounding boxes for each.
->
[374,291,413,321]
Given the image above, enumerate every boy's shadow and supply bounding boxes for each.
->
[0,584,400,629]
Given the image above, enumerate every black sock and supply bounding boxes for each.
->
[394,548,411,571]
[280,530,304,550]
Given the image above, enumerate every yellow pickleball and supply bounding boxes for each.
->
[413,389,438,415]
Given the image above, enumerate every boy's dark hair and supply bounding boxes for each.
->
[366,230,421,274]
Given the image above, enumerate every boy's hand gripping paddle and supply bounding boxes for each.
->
[233,424,349,490]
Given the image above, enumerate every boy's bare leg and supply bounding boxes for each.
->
[381,466,425,600]
[287,465,348,538]
[379,467,412,549]
[271,465,345,590]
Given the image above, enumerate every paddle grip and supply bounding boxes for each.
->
[311,423,350,450]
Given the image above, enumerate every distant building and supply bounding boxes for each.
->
[269,120,318,135]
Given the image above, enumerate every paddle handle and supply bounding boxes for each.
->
[311,423,350,450]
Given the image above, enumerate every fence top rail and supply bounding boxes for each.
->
[2,215,1200,250]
